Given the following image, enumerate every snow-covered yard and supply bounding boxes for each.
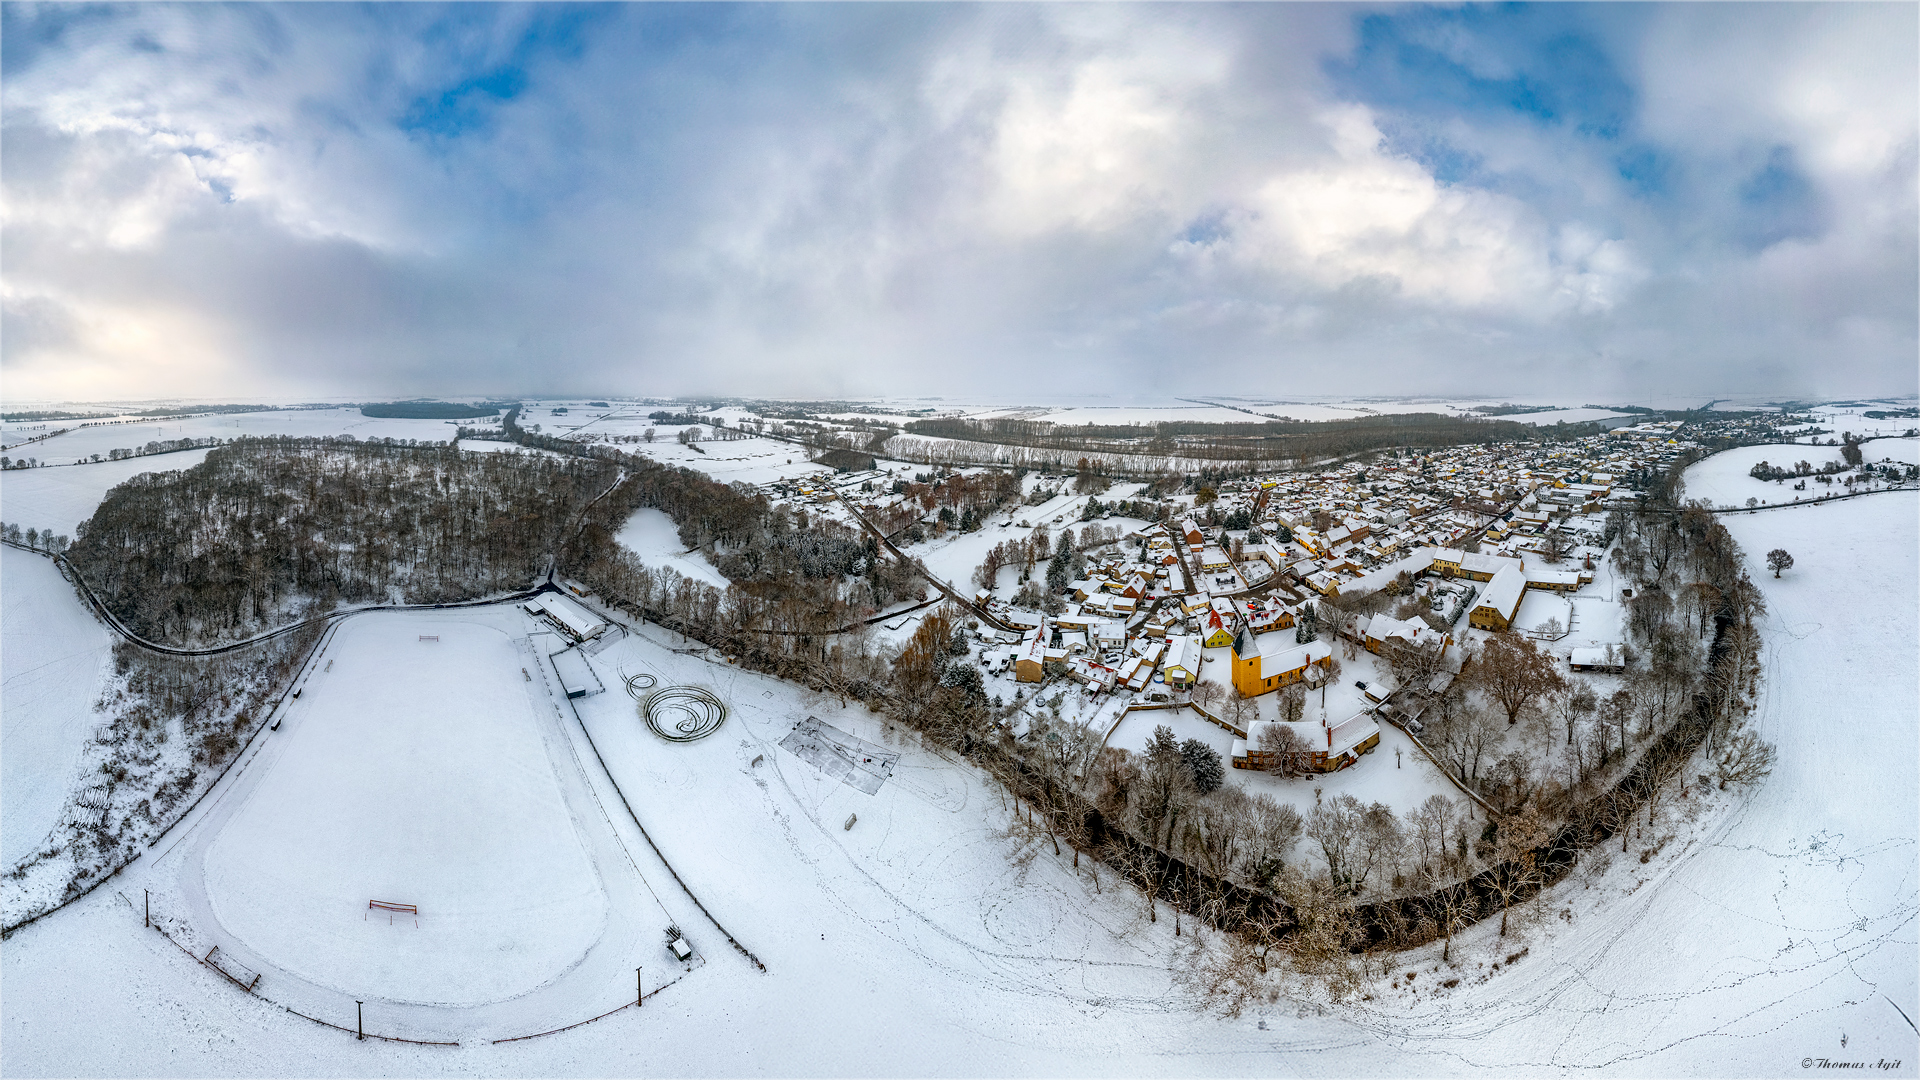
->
[1103,703,1462,825]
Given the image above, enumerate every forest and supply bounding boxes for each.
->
[901,412,1605,464]
[66,419,923,652]
[359,401,502,419]
[67,436,621,646]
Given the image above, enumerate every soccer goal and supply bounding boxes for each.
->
[418,635,440,643]
[367,900,419,927]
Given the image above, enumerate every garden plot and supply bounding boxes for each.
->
[613,508,729,588]
[0,450,213,534]
[0,547,113,867]
[198,613,607,1006]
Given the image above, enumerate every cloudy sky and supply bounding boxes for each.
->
[2,3,1914,404]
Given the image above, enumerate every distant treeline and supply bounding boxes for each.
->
[901,412,1599,464]
[360,401,503,420]
[2,410,112,422]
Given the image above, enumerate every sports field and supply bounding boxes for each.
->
[200,615,607,1006]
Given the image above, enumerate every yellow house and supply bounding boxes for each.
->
[1014,622,1048,682]
[1230,631,1333,698]
[1200,603,1237,648]
[1468,566,1526,631]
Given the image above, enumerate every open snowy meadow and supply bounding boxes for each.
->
[2,408,467,467]
[0,548,113,868]
[0,450,215,535]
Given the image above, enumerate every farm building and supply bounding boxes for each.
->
[1014,623,1048,683]
[1570,646,1626,673]
[1468,566,1528,631]
[524,592,609,643]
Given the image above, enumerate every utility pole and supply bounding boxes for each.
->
[144,889,150,928]
[356,1001,364,1041]
[636,966,643,1008]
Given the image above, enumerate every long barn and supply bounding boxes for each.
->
[523,592,609,643]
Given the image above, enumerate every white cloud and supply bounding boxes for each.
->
[0,5,1909,403]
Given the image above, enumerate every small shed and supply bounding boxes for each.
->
[548,647,604,699]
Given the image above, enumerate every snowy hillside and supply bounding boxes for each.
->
[0,461,1912,1077]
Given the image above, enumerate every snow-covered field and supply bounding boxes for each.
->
[1685,444,1848,508]
[612,508,727,588]
[1869,435,1920,466]
[1,491,1913,1075]
[0,450,214,535]
[616,434,835,486]
[0,548,113,867]
[1685,440,1915,509]
[0,408,463,466]
[199,615,606,1006]
[1807,403,1920,440]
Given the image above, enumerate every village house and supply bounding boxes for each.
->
[1200,599,1238,648]
[1013,620,1048,682]
[1468,565,1528,631]
[1161,634,1202,690]
[1229,630,1334,698]
[1232,711,1381,773]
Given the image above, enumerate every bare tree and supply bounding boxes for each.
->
[1552,682,1599,748]
[1765,548,1794,578]
[1712,721,1778,791]
[1542,527,1574,564]
[1410,794,1455,876]
[1276,682,1308,722]
[1431,702,1498,789]
[1240,793,1303,890]
[1470,634,1567,725]
[1258,723,1314,779]
[1276,872,1364,1001]
[1488,808,1552,937]
[1416,866,1479,963]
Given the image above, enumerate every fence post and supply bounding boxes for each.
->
[356,1001,364,1041]
[637,965,642,1007]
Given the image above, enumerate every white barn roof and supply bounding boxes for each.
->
[527,592,608,641]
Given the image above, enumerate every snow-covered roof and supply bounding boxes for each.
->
[1246,636,1331,681]
[527,593,608,641]
[1475,566,1527,621]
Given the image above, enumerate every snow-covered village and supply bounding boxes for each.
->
[2,5,1915,1079]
